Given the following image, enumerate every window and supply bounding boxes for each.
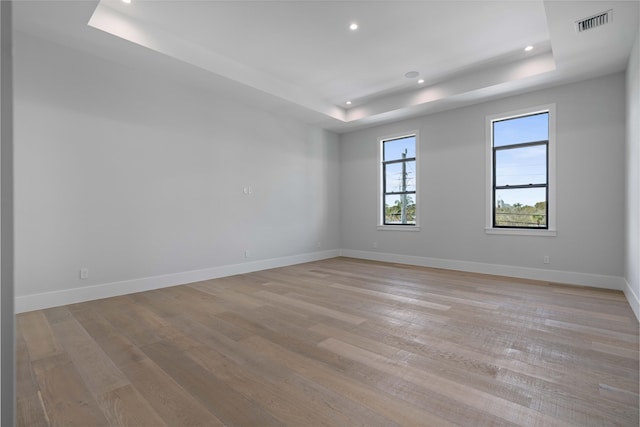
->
[486,105,556,235]
[379,132,418,228]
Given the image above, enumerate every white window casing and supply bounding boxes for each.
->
[485,104,556,236]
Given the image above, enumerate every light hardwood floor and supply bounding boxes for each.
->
[16,257,639,426]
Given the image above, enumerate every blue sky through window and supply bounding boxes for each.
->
[494,112,548,147]
[495,145,546,187]
[384,135,416,161]
[385,161,416,193]
[384,135,416,202]
[496,187,546,207]
[494,112,548,208]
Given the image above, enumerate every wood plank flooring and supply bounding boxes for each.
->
[15,257,639,426]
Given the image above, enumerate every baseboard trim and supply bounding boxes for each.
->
[15,249,341,313]
[339,249,626,291]
[16,248,632,315]
[623,278,640,322]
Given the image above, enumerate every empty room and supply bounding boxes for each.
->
[1,0,639,425]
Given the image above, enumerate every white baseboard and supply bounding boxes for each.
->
[16,248,634,316]
[339,249,626,291]
[15,249,341,313]
[623,279,640,322]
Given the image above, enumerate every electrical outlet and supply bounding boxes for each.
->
[373,241,378,249]
[244,250,251,258]
[543,255,550,264]
[316,241,321,249]
[79,268,89,279]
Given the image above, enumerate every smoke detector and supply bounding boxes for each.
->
[575,10,612,33]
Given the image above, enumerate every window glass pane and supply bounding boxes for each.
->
[385,160,416,193]
[384,194,417,224]
[384,135,416,161]
[495,187,546,228]
[495,144,546,187]
[493,112,548,147]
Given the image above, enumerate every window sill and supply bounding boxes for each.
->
[377,225,421,232]
[485,228,556,237]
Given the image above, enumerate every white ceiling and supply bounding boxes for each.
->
[13,0,640,133]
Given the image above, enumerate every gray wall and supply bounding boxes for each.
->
[1,2,14,424]
[13,27,635,315]
[340,73,626,283]
[14,32,340,303]
[626,30,640,318]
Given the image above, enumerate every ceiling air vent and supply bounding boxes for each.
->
[575,9,612,33]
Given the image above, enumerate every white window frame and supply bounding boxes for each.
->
[378,130,420,231]
[485,104,556,236]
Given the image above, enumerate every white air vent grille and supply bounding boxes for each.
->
[575,10,612,32]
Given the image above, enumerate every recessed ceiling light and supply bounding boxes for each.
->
[525,45,534,51]
[404,71,419,79]
[349,23,358,31]
[418,79,425,84]
[346,101,352,105]
[122,0,131,3]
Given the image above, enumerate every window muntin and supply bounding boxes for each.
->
[492,112,549,229]
[381,134,417,226]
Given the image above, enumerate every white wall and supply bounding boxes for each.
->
[340,73,627,290]
[14,32,340,311]
[625,30,640,320]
